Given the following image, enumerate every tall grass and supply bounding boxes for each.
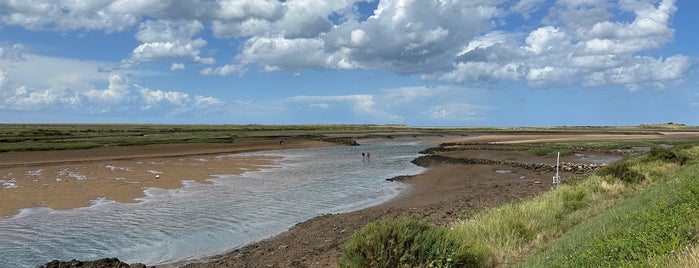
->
[449,172,639,266]
[521,161,699,267]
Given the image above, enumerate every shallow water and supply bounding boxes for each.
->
[0,137,435,267]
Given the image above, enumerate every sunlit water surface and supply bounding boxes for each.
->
[0,137,437,267]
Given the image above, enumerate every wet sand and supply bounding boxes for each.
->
[0,139,333,218]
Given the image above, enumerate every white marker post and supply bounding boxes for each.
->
[552,151,560,187]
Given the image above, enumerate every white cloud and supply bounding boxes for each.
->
[511,0,547,18]
[288,95,376,114]
[140,87,189,106]
[0,0,137,32]
[0,71,82,111]
[0,52,108,91]
[0,44,26,61]
[283,85,490,124]
[124,20,207,66]
[201,64,246,76]
[171,62,185,71]
[237,37,330,71]
[194,95,222,107]
[84,74,130,103]
[607,55,692,89]
[0,66,222,114]
[431,104,482,121]
[524,26,569,54]
[107,0,168,14]
[216,0,286,21]
[308,103,329,109]
[526,66,577,87]
[192,56,215,65]
[439,0,688,90]
[0,0,692,92]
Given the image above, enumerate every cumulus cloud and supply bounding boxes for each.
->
[123,19,208,66]
[440,0,689,90]
[84,74,131,103]
[0,1,137,32]
[1,0,692,92]
[0,70,222,114]
[0,70,81,111]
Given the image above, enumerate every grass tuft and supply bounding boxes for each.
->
[597,161,645,184]
[339,216,489,268]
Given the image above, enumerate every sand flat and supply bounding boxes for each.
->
[0,139,332,218]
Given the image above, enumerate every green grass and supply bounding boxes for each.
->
[524,146,574,157]
[0,123,418,152]
[521,161,699,267]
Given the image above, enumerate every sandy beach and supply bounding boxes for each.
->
[0,139,332,218]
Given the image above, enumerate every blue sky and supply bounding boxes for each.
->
[0,0,697,126]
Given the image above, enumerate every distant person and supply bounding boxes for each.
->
[279,140,284,146]
[367,152,371,159]
[362,152,365,158]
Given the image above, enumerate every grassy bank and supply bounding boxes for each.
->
[341,143,699,267]
[0,124,417,152]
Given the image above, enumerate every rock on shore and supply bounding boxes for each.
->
[411,155,603,174]
[36,258,151,268]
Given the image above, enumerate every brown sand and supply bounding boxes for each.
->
[0,139,332,218]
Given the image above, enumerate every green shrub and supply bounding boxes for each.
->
[597,161,645,184]
[646,146,689,165]
[339,217,486,268]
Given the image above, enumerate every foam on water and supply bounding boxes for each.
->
[0,137,436,267]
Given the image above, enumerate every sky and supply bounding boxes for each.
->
[0,0,697,127]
